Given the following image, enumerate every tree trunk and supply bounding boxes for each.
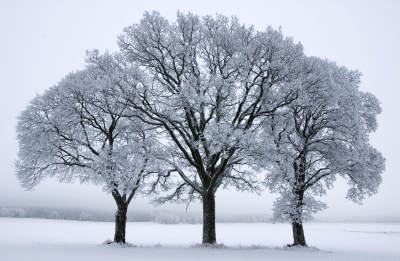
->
[290,189,306,246]
[202,192,216,245]
[291,221,307,246]
[114,202,127,244]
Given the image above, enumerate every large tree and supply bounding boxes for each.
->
[16,65,160,244]
[263,57,385,246]
[106,11,306,244]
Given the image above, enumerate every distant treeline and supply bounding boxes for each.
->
[0,206,271,224]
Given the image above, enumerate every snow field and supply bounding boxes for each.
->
[1,218,399,261]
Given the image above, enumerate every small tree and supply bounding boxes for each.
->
[16,65,160,243]
[264,57,385,246]
[113,11,305,244]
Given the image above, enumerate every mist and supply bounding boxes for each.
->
[1,0,399,222]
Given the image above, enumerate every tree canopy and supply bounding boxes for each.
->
[16,11,385,246]
[263,56,385,246]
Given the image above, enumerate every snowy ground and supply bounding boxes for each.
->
[1,217,399,261]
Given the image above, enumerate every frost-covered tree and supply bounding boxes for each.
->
[111,11,305,244]
[16,65,160,244]
[264,57,385,246]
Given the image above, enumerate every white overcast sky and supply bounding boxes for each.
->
[0,0,399,220]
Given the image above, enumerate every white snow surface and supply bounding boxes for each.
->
[1,217,399,261]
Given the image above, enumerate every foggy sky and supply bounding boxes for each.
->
[1,0,399,221]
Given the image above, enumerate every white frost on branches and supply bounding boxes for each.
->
[16,11,385,244]
[263,57,385,223]
[113,11,305,203]
[16,65,160,201]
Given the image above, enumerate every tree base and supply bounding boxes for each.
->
[103,239,135,247]
[287,242,308,248]
[196,243,225,248]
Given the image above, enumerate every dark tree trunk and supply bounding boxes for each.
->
[114,202,127,243]
[289,188,307,247]
[202,192,216,245]
[291,221,307,246]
